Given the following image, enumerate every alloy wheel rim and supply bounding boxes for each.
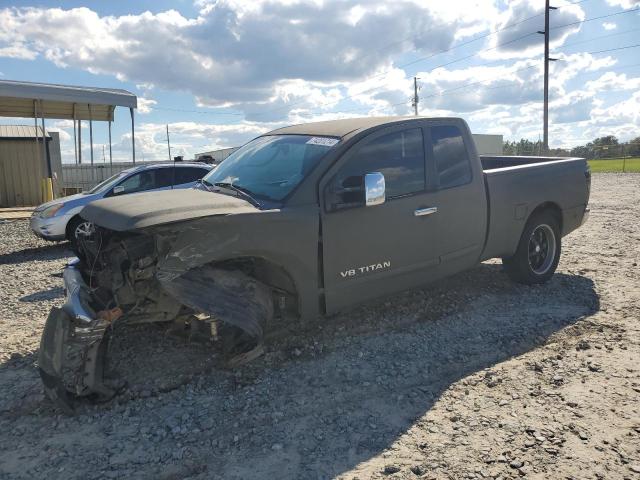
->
[528,224,556,275]
[74,221,95,239]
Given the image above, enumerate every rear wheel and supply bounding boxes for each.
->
[66,216,95,253]
[503,211,561,285]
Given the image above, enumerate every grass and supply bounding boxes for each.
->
[587,157,640,173]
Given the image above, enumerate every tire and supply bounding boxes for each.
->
[502,210,561,285]
[66,216,95,253]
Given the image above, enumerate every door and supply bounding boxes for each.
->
[426,123,487,274]
[320,125,442,314]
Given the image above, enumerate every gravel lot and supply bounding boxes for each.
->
[1,173,639,480]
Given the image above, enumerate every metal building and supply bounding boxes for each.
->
[0,79,137,205]
[195,147,239,165]
[472,134,503,155]
[0,125,62,207]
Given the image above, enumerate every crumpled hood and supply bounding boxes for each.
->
[80,188,259,231]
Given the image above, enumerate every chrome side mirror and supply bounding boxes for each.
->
[364,172,385,206]
[112,185,125,195]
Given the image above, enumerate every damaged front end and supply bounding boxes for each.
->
[39,224,278,412]
[39,261,118,413]
[39,227,187,412]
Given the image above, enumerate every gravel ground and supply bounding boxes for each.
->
[0,173,639,480]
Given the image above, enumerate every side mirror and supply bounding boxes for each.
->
[112,185,125,195]
[364,172,385,206]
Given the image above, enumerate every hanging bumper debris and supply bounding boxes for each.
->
[38,261,118,413]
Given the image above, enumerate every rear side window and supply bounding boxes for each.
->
[155,169,174,188]
[175,167,208,184]
[336,128,425,198]
[430,125,471,189]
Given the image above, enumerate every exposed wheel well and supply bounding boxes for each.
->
[209,256,299,317]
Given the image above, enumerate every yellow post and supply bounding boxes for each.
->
[46,177,54,201]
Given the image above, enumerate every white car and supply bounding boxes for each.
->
[31,163,212,249]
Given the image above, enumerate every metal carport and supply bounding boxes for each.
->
[0,79,137,202]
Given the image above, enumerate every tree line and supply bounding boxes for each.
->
[503,135,640,158]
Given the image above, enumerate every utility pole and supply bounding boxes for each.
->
[166,124,172,162]
[412,77,420,116]
[539,0,557,154]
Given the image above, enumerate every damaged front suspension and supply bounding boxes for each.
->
[38,261,119,413]
[39,256,276,412]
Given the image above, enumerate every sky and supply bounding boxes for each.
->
[0,0,639,163]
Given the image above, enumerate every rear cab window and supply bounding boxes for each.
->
[429,125,472,189]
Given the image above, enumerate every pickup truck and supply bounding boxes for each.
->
[38,116,591,410]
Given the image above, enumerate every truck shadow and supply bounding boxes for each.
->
[19,286,64,303]
[0,265,599,479]
[204,267,600,478]
[0,242,71,265]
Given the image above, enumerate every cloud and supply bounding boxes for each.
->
[137,97,158,114]
[604,0,640,8]
[0,2,483,120]
[550,92,594,123]
[0,42,37,59]
[338,51,615,118]
[584,90,640,139]
[111,121,271,161]
[585,71,640,93]
[1,1,637,150]
[484,0,585,60]
[602,22,617,30]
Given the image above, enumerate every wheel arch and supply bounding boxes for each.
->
[65,214,83,240]
[205,255,300,317]
[527,201,563,233]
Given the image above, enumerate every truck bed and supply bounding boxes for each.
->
[479,156,589,261]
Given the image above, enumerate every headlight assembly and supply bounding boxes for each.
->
[40,203,65,218]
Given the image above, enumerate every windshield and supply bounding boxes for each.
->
[202,134,339,201]
[86,171,129,194]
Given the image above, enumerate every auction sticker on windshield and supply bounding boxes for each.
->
[306,137,339,147]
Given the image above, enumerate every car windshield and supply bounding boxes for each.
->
[85,171,129,194]
[201,134,339,201]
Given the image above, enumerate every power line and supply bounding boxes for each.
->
[250,7,638,120]
[424,62,640,99]
[329,3,567,75]
[422,64,539,100]
[248,12,557,119]
[150,4,639,122]
[558,27,640,49]
[252,31,541,119]
[551,6,639,31]
[317,60,640,118]
[586,43,640,55]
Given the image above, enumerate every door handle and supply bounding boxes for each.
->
[414,207,438,217]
